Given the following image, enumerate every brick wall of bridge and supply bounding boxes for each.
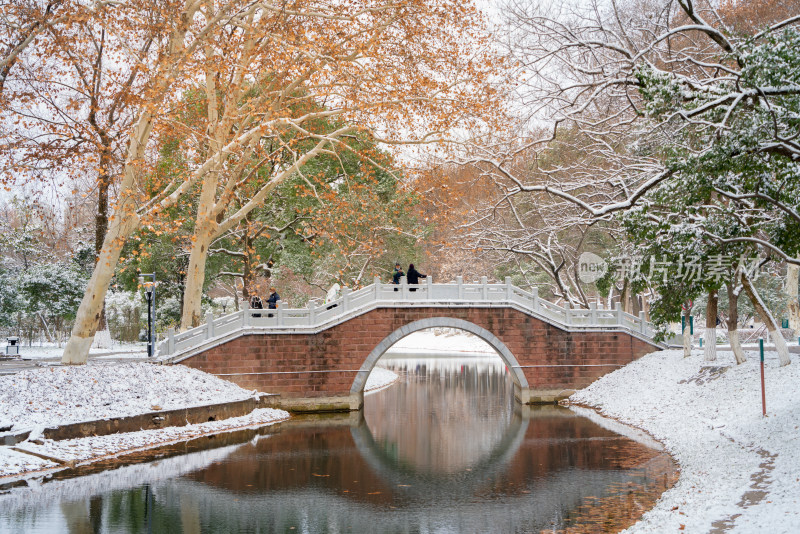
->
[179,307,658,407]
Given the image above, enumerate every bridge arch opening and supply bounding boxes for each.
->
[350,317,530,402]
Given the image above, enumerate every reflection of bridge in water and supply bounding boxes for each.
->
[0,406,674,533]
[175,407,673,532]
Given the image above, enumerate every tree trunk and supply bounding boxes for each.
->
[683,306,692,358]
[61,112,152,364]
[704,289,718,361]
[241,227,253,301]
[741,271,791,366]
[62,204,140,363]
[95,150,111,332]
[631,292,641,316]
[726,281,746,364]
[37,312,54,343]
[787,263,799,337]
[180,221,216,330]
[620,278,630,313]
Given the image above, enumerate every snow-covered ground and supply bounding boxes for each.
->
[0,361,398,481]
[0,408,289,479]
[385,328,496,355]
[0,363,260,432]
[570,348,800,533]
[10,341,147,360]
[364,366,399,393]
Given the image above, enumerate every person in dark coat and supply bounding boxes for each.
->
[406,264,426,291]
[250,293,263,318]
[266,287,281,309]
[392,262,405,291]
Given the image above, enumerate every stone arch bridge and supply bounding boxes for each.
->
[158,278,663,411]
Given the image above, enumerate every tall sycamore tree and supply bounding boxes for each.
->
[55,0,501,363]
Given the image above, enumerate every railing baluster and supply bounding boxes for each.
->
[308,301,316,326]
[167,327,175,355]
[342,287,351,311]
[456,276,463,299]
[206,312,215,339]
[481,276,488,300]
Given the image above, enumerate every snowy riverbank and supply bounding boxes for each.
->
[569,348,800,533]
[0,363,260,432]
[0,362,397,480]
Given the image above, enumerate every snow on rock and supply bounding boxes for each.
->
[364,367,398,393]
[569,348,800,533]
[0,363,260,431]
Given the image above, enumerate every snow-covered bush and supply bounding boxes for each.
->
[155,295,182,331]
[105,291,141,342]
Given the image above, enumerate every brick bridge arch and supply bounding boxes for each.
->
[177,304,659,412]
[349,316,529,399]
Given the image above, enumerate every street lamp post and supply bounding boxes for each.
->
[139,273,156,357]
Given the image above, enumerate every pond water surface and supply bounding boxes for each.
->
[0,354,675,533]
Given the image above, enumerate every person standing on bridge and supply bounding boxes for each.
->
[406,263,427,291]
[392,262,405,291]
[266,287,281,310]
[249,293,263,318]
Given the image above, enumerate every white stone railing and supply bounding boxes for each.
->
[157,276,658,359]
